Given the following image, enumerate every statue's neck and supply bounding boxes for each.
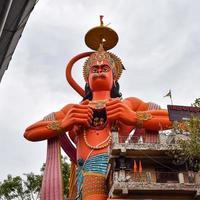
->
[92,90,111,101]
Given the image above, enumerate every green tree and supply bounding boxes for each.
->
[191,97,200,107]
[177,117,200,171]
[0,157,70,200]
[61,157,70,198]
[23,173,42,200]
[0,174,41,200]
[0,175,26,200]
[171,97,200,171]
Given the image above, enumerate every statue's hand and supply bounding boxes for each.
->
[106,98,136,126]
[60,100,93,131]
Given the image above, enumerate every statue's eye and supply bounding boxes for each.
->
[102,68,108,72]
[102,65,110,72]
[92,68,98,73]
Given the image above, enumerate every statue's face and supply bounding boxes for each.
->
[88,61,114,92]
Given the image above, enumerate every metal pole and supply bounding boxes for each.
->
[0,0,13,37]
[170,97,173,105]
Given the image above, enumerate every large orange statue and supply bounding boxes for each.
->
[24,17,171,200]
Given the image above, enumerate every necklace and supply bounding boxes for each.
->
[83,130,112,150]
[89,99,108,109]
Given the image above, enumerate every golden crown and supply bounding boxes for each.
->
[83,47,123,82]
[83,16,124,82]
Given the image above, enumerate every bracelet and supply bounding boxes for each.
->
[46,120,62,131]
[136,111,152,121]
[136,111,152,128]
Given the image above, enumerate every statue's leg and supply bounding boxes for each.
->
[82,173,108,200]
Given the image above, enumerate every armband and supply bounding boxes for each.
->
[136,111,152,121]
[136,112,152,128]
[46,120,62,131]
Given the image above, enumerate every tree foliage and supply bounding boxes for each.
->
[191,97,200,107]
[0,157,70,200]
[172,117,200,171]
[0,175,25,200]
[0,174,36,200]
[61,157,70,198]
[171,99,200,171]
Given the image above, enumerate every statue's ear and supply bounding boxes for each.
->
[113,74,117,81]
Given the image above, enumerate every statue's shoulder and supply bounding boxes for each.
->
[123,97,148,111]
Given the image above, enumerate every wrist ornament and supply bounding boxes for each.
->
[136,111,152,128]
[47,120,63,131]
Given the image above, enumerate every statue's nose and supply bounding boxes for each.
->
[98,67,103,73]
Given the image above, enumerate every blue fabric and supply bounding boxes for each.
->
[76,153,109,200]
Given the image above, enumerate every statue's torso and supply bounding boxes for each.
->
[76,123,110,161]
[76,122,134,161]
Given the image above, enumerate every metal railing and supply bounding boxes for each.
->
[117,171,198,184]
[118,135,159,144]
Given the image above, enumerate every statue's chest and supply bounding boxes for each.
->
[83,125,110,143]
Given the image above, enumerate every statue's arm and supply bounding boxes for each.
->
[125,97,172,131]
[106,97,172,131]
[24,104,73,141]
[24,101,93,142]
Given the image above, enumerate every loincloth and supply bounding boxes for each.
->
[77,153,109,200]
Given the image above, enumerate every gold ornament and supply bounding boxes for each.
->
[88,99,108,109]
[83,130,111,150]
[46,120,62,131]
[136,112,152,121]
[83,17,124,82]
[85,16,118,51]
[83,50,123,82]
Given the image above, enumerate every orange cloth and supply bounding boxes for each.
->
[133,160,137,173]
[139,160,143,175]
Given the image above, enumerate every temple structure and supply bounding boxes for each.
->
[107,129,200,200]
[107,105,200,199]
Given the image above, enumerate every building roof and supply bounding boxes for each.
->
[0,0,37,82]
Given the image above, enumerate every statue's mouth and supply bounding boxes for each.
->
[92,73,106,80]
[91,107,107,129]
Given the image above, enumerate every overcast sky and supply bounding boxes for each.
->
[0,0,200,180]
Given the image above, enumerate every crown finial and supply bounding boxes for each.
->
[100,15,104,26]
[85,17,118,51]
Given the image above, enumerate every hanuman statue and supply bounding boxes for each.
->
[24,17,171,200]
